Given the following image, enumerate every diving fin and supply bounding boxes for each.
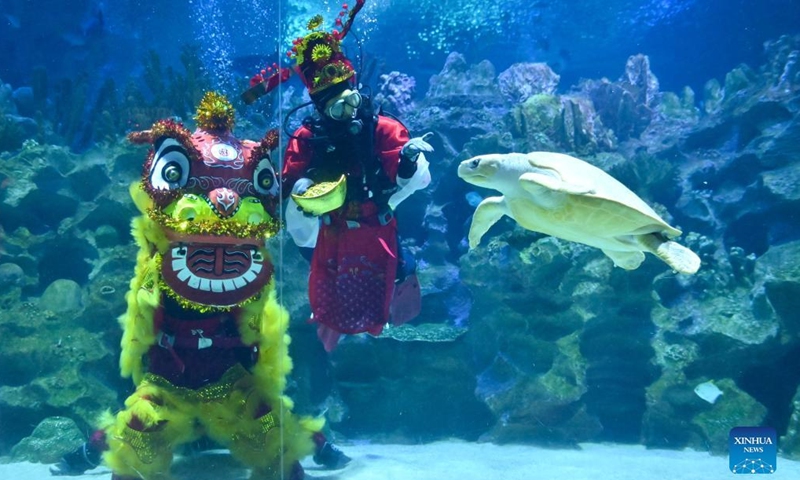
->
[390,273,421,326]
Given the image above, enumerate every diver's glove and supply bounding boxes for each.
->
[399,132,434,178]
[291,178,317,217]
[292,177,314,195]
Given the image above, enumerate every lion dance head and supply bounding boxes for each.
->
[128,91,282,312]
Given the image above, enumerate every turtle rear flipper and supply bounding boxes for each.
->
[602,249,645,270]
[639,234,701,274]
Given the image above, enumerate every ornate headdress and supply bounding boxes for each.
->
[241,0,365,105]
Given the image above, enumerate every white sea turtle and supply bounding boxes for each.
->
[458,152,701,274]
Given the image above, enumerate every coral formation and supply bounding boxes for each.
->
[497,63,560,104]
[374,71,417,116]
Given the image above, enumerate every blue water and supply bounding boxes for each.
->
[3,0,797,104]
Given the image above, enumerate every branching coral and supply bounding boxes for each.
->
[374,71,417,116]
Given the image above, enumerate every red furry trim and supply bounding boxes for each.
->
[251,128,280,162]
[128,130,154,144]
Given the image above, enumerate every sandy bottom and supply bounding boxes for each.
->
[3,440,798,479]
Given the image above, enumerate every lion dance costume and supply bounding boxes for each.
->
[101,92,321,480]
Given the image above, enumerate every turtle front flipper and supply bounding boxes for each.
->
[638,233,701,274]
[468,196,508,249]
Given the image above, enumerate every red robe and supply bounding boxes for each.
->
[283,116,410,341]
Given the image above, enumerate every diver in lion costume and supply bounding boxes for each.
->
[53,92,340,480]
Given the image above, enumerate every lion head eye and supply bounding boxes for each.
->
[163,163,183,183]
[253,158,278,196]
[149,138,190,190]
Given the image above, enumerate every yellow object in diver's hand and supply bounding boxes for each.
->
[291,174,347,216]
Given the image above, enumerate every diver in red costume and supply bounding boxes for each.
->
[277,2,433,352]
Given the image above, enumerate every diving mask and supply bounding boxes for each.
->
[325,90,362,121]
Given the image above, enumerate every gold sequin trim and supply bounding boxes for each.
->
[142,364,249,403]
[120,427,164,464]
[259,411,277,433]
[231,412,278,449]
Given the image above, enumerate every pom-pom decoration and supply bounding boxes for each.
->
[194,91,236,132]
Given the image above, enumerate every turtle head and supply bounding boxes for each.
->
[458,154,503,187]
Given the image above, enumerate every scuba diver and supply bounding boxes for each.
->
[244,0,433,352]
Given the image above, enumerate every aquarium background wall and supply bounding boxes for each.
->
[1,0,800,469]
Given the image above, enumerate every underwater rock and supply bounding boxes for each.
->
[475,333,601,446]
[0,301,117,453]
[459,232,661,443]
[642,372,719,450]
[330,335,493,442]
[651,282,777,346]
[656,87,700,126]
[702,78,724,115]
[3,114,38,142]
[670,70,800,253]
[763,34,800,90]
[497,62,560,104]
[722,64,760,109]
[11,86,35,117]
[780,383,800,459]
[377,323,466,342]
[0,115,26,152]
[80,243,136,331]
[644,376,766,453]
[10,416,84,464]
[265,237,313,322]
[460,131,516,159]
[0,263,25,306]
[691,378,767,453]
[765,35,800,93]
[510,93,615,155]
[0,262,24,286]
[425,52,502,103]
[40,279,84,313]
[760,160,800,202]
[0,80,16,114]
[407,53,508,155]
[558,95,616,154]
[0,141,80,231]
[584,78,650,142]
[510,94,561,151]
[623,54,661,108]
[753,241,800,335]
[582,54,660,142]
[94,224,120,248]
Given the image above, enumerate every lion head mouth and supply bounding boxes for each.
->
[160,243,273,308]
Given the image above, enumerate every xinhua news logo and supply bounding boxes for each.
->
[729,426,777,474]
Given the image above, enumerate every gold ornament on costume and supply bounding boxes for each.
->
[311,44,333,63]
[142,365,246,403]
[307,14,324,30]
[147,208,281,240]
[313,60,353,92]
[195,91,236,132]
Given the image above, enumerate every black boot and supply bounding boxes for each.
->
[50,441,101,476]
[313,440,352,469]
